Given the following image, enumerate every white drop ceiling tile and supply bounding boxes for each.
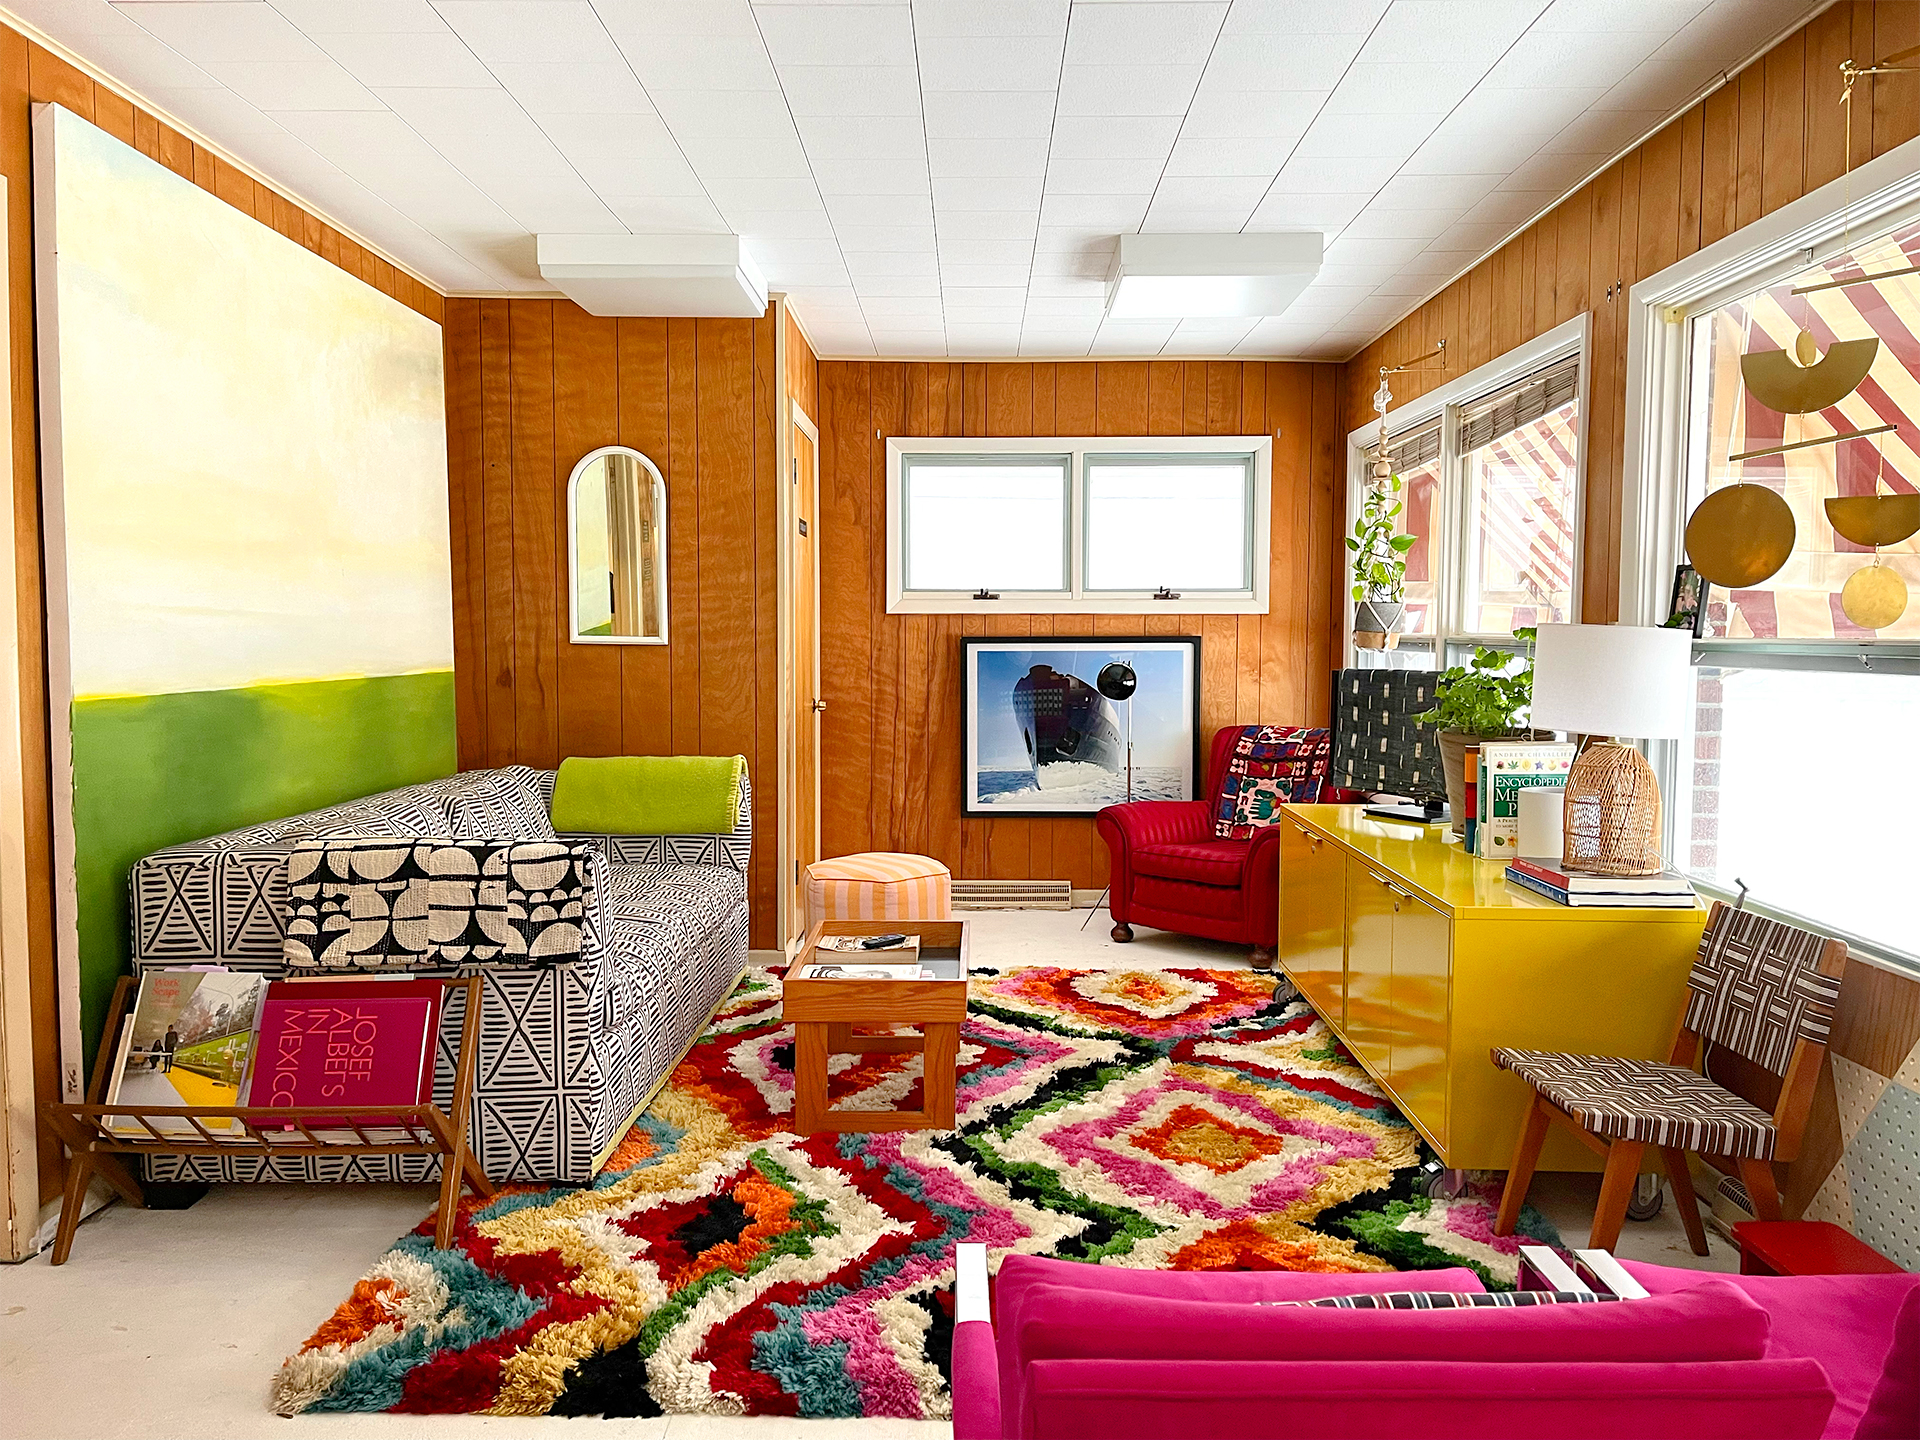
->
[797,116,928,160]
[779,66,924,117]
[199,58,381,111]
[1143,203,1259,231]
[494,63,655,115]
[1019,337,1094,356]
[1357,0,1547,62]
[811,328,876,355]
[53,24,220,87]
[922,90,1058,138]
[941,266,1034,291]
[933,177,1042,210]
[1433,218,1511,251]
[928,136,1052,178]
[1493,28,1665,81]
[1165,316,1257,343]
[813,159,932,197]
[606,35,780,92]
[1540,107,1665,156]
[1151,174,1271,208]
[1224,1,1389,37]
[853,276,943,297]
[724,207,838,237]
[430,1,617,63]
[754,3,915,66]
[1245,193,1371,230]
[948,337,1024,357]
[1044,157,1168,195]
[740,235,845,265]
[914,1,1069,39]
[705,177,825,212]
[649,89,796,138]
[1038,192,1152,227]
[1597,58,1721,113]
[117,1,322,62]
[845,250,942,277]
[1023,295,1107,317]
[1267,156,1401,193]
[1026,274,1107,297]
[936,211,1039,240]
[1091,320,1177,352]
[677,133,813,178]
[1164,135,1298,177]
[1056,65,1205,118]
[1294,113,1433,160]
[762,263,853,289]
[1401,132,1528,176]
[1322,62,1480,117]
[1049,114,1185,160]
[266,1,450,32]
[875,336,948,355]
[1648,0,1773,65]
[1339,207,1464,241]
[1408,103,1579,172]
[1065,2,1226,67]
[537,114,703,193]
[1389,246,1479,278]
[1534,0,1709,30]
[1370,273,1445,297]
[1460,188,1557,227]
[942,284,1026,306]
[1322,235,1429,266]
[1033,225,1115,253]
[859,297,946,317]
[1371,171,1497,210]
[918,37,1065,92]
[313,32,495,89]
[485,173,624,231]
[933,237,1031,266]
[1180,89,1325,139]
[827,192,934,226]
[601,193,731,231]
[835,224,939,250]
[1199,34,1364,92]
[157,83,285,135]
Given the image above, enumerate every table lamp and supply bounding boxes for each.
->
[1528,623,1693,876]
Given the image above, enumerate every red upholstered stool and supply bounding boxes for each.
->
[1732,1220,1905,1276]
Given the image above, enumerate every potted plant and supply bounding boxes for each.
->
[1415,628,1538,836]
[1348,473,1416,648]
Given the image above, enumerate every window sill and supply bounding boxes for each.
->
[888,594,1268,616]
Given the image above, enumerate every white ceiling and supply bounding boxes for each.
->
[16,0,1828,359]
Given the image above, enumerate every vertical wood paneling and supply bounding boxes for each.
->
[815,359,1336,891]
[445,301,782,948]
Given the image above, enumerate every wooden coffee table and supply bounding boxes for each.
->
[785,919,969,1134]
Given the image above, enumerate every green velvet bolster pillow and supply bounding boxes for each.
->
[550,754,744,835]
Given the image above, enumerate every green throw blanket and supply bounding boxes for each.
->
[550,754,744,835]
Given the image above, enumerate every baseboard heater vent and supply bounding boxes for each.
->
[951,879,1072,911]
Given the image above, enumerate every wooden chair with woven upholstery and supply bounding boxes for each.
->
[1490,900,1847,1254]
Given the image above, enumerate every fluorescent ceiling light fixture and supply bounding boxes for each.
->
[536,233,767,317]
[1106,233,1322,319]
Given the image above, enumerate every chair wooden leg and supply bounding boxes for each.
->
[433,1136,467,1250]
[1662,1146,1709,1257]
[1738,1156,1783,1221]
[49,1151,94,1266]
[1495,1092,1551,1237]
[1589,1139,1646,1252]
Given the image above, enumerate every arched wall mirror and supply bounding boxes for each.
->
[568,445,668,645]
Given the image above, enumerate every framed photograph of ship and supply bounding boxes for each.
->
[961,636,1202,817]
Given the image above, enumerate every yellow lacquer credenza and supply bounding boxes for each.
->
[1277,805,1709,1174]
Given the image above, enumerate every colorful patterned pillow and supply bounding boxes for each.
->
[1213,725,1333,838]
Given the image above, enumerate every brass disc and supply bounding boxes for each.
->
[1841,564,1909,630]
[1685,484,1797,588]
[1740,336,1879,414]
[1826,493,1920,547]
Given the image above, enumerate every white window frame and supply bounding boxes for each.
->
[885,434,1272,615]
[1342,314,1592,666]
[1620,130,1920,976]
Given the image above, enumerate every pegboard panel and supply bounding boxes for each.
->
[1846,1080,1920,1271]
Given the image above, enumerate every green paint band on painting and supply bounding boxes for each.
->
[70,670,457,1066]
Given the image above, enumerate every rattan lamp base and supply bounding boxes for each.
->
[1562,739,1664,877]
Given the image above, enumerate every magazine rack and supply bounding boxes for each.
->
[39,972,496,1265]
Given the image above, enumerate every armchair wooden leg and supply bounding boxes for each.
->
[1589,1139,1647,1252]
[1662,1146,1710,1257]
[1495,1092,1550,1237]
[1250,945,1275,970]
[1738,1156,1783,1222]
[1110,923,1133,942]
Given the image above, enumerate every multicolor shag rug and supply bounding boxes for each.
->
[274,965,1561,1419]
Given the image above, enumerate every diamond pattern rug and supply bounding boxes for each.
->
[272,965,1562,1419]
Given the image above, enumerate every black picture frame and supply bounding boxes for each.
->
[1664,563,1709,638]
[960,635,1203,818]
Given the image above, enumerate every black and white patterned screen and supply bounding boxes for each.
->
[1329,668,1444,800]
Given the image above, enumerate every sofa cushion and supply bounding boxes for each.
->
[446,767,558,840]
[1132,840,1248,887]
[595,861,748,1033]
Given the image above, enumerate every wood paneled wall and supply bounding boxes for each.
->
[0,25,444,1205]
[1345,2,1919,621]
[443,302,782,949]
[815,359,1344,891]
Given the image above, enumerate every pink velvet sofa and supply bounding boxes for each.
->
[951,1246,1920,1440]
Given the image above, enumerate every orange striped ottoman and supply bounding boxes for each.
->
[805,853,952,929]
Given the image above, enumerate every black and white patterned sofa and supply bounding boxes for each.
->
[130,763,750,1186]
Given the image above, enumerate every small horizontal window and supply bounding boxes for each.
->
[1084,456,1252,593]
[902,455,1068,593]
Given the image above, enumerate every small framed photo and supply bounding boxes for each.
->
[1664,563,1708,638]
[961,636,1201,817]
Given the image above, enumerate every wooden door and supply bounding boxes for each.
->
[787,421,821,947]
[1388,889,1451,1149]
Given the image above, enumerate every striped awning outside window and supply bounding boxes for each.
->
[1459,357,1580,453]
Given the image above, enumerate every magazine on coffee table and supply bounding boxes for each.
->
[814,935,921,956]
[794,961,938,981]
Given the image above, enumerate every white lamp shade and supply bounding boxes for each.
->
[1529,623,1693,740]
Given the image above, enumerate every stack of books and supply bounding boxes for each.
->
[1504,857,1698,908]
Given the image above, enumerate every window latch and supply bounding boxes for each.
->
[1153,587,1181,600]
[972,588,1000,600]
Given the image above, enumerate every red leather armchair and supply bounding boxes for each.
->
[1095,725,1337,969]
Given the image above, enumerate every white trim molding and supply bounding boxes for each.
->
[883,434,1273,616]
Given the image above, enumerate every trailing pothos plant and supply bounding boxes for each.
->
[1347,473,1416,605]
[1415,627,1538,737]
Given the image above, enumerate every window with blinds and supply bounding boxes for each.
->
[1458,358,1580,452]
[1383,420,1443,637]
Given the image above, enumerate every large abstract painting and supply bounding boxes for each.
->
[35,105,455,1079]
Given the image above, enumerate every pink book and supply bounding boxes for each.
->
[248,979,442,1126]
